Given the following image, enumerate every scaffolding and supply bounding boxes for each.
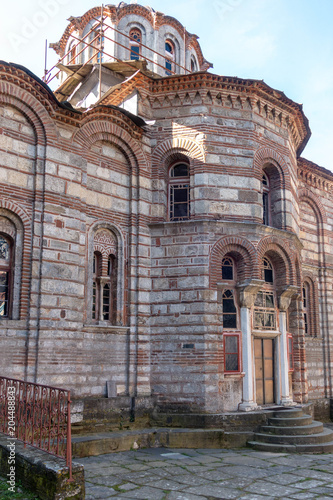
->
[43,5,192,93]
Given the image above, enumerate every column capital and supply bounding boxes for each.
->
[278,285,299,311]
[237,279,264,308]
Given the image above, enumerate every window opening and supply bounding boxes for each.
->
[224,334,240,372]
[222,289,237,329]
[0,235,11,318]
[130,28,141,60]
[288,334,294,371]
[254,291,276,330]
[165,40,174,75]
[222,257,233,281]
[169,163,190,221]
[262,173,270,225]
[263,257,273,283]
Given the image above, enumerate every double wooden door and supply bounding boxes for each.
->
[254,338,275,405]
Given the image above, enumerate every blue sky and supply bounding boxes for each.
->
[1,0,332,170]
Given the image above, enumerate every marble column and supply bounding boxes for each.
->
[237,279,264,412]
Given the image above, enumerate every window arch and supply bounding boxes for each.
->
[165,40,175,75]
[0,235,12,318]
[129,28,142,60]
[169,162,190,221]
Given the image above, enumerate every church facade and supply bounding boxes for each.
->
[0,2,332,420]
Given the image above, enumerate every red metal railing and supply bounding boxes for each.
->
[0,377,72,480]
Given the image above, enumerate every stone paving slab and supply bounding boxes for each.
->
[81,447,333,499]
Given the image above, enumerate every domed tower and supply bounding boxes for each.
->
[48,2,212,108]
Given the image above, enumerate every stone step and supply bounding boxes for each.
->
[247,440,333,454]
[71,428,254,458]
[268,415,313,427]
[272,409,305,418]
[253,427,333,445]
[261,421,323,436]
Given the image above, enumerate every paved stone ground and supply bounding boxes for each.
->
[78,447,333,499]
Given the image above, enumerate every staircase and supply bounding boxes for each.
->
[248,407,333,453]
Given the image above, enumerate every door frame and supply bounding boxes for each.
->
[252,332,281,406]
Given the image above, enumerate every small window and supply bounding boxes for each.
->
[0,235,11,318]
[103,284,110,321]
[92,252,101,320]
[90,27,104,63]
[254,291,276,330]
[262,173,270,225]
[288,334,294,371]
[263,258,273,283]
[222,258,233,281]
[130,28,141,60]
[190,56,198,72]
[224,334,240,372]
[165,40,174,75]
[68,41,76,64]
[170,163,189,178]
[222,290,237,329]
[303,285,308,335]
[169,162,190,221]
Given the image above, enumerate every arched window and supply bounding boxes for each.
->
[92,230,118,323]
[262,173,270,225]
[302,280,317,337]
[68,41,77,64]
[0,235,12,318]
[263,257,273,283]
[254,258,276,330]
[165,40,175,75]
[222,290,237,329]
[92,251,101,320]
[222,257,234,281]
[169,162,190,221]
[190,56,198,72]
[129,28,141,60]
[89,26,104,63]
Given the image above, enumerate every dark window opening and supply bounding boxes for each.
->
[103,284,110,321]
[165,41,174,75]
[169,185,190,220]
[169,162,190,221]
[170,163,189,178]
[263,258,273,283]
[0,235,11,318]
[262,173,270,225]
[130,45,140,60]
[222,290,237,329]
[222,257,233,280]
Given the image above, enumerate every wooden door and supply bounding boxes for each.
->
[254,338,274,405]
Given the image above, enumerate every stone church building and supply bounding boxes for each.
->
[0,2,332,424]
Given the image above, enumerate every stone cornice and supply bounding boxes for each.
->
[147,72,310,155]
[298,157,333,192]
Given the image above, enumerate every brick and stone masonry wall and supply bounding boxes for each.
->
[1,63,333,416]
